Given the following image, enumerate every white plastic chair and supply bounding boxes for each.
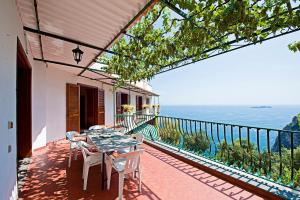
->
[88,125,106,130]
[66,131,86,168]
[131,133,144,148]
[105,149,144,200]
[118,133,144,154]
[81,146,102,190]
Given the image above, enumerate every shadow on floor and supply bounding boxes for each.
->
[19,141,161,200]
[144,146,258,200]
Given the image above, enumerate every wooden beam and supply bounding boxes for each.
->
[33,58,116,80]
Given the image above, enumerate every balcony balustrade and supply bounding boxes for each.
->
[116,113,300,193]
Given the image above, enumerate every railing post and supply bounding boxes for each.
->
[247,127,252,172]
[278,130,282,182]
[267,129,271,178]
[210,123,217,157]
[224,124,229,164]
[231,125,234,147]
[216,123,221,145]
[290,131,294,187]
[256,128,261,175]
[204,122,212,156]
[238,126,244,167]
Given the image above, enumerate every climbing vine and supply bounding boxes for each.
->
[98,0,300,85]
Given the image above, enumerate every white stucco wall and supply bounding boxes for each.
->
[0,0,34,199]
[32,61,47,149]
[116,87,152,113]
[135,80,153,92]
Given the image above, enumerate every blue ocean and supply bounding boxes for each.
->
[159,105,300,150]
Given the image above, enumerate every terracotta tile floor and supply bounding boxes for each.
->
[19,140,264,200]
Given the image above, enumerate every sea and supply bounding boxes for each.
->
[159,105,300,150]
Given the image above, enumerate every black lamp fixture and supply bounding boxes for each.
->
[72,45,83,64]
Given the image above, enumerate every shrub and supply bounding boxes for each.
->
[158,119,210,152]
[184,133,210,153]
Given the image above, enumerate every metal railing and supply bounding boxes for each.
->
[116,113,300,189]
[115,113,155,134]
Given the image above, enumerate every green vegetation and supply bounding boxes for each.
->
[98,1,300,85]
[157,119,209,153]
[139,115,300,188]
[217,140,300,187]
[289,42,300,52]
[154,118,300,188]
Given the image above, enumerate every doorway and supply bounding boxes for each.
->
[121,93,129,113]
[66,84,105,132]
[116,92,130,114]
[136,96,143,112]
[79,85,98,130]
[16,39,32,159]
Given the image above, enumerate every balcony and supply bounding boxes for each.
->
[17,114,300,199]
[19,140,263,200]
[114,114,300,199]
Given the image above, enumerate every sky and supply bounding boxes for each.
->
[150,32,300,105]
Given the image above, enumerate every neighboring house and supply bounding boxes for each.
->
[0,0,158,199]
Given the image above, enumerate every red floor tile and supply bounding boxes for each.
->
[19,140,264,200]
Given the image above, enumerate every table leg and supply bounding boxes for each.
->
[101,152,105,190]
[134,145,137,177]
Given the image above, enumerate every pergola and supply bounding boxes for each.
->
[17,0,300,90]
[96,0,300,83]
[17,0,159,96]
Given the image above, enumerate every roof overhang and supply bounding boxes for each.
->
[16,0,158,95]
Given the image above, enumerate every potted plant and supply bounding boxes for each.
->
[152,104,160,115]
[142,104,150,114]
[121,104,134,115]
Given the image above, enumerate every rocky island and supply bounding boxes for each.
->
[272,114,300,151]
[250,106,272,109]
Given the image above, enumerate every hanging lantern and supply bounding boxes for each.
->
[72,45,83,64]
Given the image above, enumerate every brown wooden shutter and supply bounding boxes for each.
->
[97,89,105,125]
[116,92,121,114]
[136,96,139,111]
[66,83,80,132]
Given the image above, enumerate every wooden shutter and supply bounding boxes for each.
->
[116,92,122,114]
[136,96,139,111]
[97,89,105,125]
[66,84,80,132]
